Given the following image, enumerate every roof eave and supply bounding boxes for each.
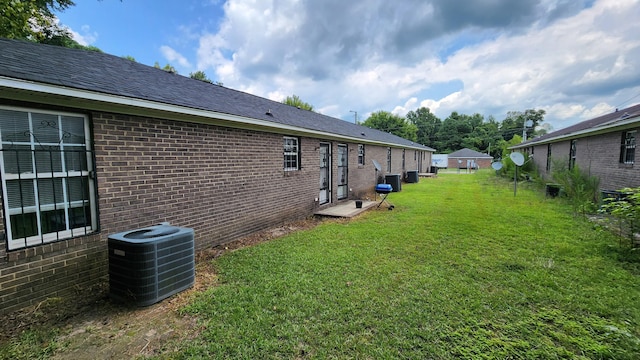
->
[510,115,640,149]
[0,76,433,151]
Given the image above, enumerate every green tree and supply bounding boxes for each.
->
[434,112,477,152]
[189,70,213,83]
[0,0,101,51]
[0,0,103,51]
[362,111,417,142]
[282,95,314,111]
[500,109,546,141]
[405,107,440,146]
[464,115,503,156]
[0,0,74,40]
[154,62,177,74]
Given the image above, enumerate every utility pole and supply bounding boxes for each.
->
[522,120,533,142]
[349,110,358,124]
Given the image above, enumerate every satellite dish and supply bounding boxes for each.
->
[491,161,503,170]
[510,152,525,166]
[372,159,382,172]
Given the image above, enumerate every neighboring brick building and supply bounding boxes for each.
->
[0,39,434,314]
[510,104,640,191]
[447,148,493,169]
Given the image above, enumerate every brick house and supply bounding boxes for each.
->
[0,39,434,314]
[447,148,493,169]
[510,103,640,192]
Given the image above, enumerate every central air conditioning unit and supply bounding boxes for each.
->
[385,174,402,192]
[108,223,195,306]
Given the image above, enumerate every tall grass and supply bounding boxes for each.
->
[159,171,640,359]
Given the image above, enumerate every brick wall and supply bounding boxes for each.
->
[532,129,640,191]
[91,113,321,249]
[447,158,492,169]
[1,110,425,314]
[574,131,640,190]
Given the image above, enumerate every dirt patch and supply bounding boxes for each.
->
[0,218,322,359]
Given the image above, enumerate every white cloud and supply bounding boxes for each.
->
[160,45,192,69]
[580,102,616,119]
[192,0,640,130]
[51,17,97,46]
[68,25,98,46]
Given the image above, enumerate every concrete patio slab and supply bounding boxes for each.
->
[314,200,379,218]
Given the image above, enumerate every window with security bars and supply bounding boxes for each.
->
[569,140,577,170]
[620,130,636,165]
[337,144,348,199]
[283,136,300,171]
[0,107,98,250]
[387,147,391,172]
[546,143,552,171]
[357,144,365,166]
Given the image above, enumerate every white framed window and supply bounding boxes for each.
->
[357,144,365,166]
[283,136,300,171]
[0,107,98,250]
[620,130,636,165]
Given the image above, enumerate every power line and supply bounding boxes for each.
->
[615,91,640,109]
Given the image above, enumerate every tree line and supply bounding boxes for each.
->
[361,108,547,158]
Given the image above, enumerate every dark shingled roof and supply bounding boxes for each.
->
[0,38,433,151]
[517,103,640,147]
[448,148,493,158]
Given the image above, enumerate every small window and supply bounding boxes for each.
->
[402,149,405,170]
[357,144,365,166]
[387,147,392,172]
[620,131,636,165]
[546,144,552,171]
[0,107,98,250]
[283,136,300,171]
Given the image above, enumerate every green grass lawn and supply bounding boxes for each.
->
[161,171,640,359]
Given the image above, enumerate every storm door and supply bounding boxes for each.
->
[319,143,330,204]
[337,144,348,199]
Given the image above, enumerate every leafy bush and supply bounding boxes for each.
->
[496,136,537,181]
[600,187,640,246]
[551,160,600,216]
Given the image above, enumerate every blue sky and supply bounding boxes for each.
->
[56,0,640,133]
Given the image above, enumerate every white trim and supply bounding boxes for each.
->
[0,106,98,250]
[0,76,433,151]
[283,136,300,171]
[9,226,94,250]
